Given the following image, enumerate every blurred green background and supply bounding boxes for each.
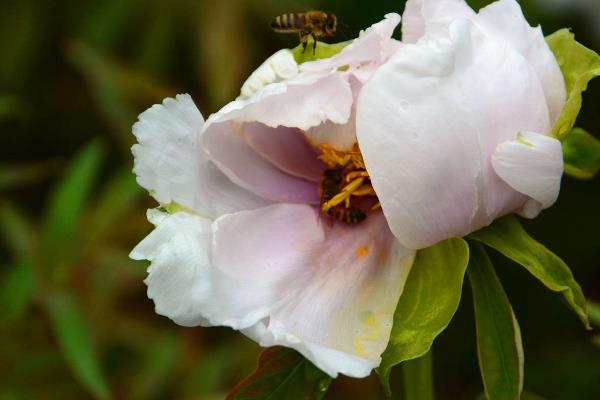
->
[0,0,599,399]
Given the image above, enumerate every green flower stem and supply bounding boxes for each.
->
[402,350,435,400]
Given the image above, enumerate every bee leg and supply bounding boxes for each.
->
[300,32,309,53]
[312,33,318,55]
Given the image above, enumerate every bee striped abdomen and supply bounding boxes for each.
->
[270,13,304,32]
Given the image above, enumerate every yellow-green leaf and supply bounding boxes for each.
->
[562,127,600,180]
[468,243,523,400]
[379,238,470,395]
[546,29,600,140]
[469,216,589,329]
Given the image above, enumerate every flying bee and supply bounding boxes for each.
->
[320,168,366,224]
[270,11,337,54]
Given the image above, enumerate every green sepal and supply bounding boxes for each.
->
[290,39,352,64]
[164,201,196,215]
[378,237,469,396]
[469,216,590,329]
[468,242,524,400]
[562,127,600,180]
[546,29,600,140]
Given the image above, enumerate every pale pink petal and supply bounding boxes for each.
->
[475,0,566,122]
[305,75,363,151]
[301,13,401,74]
[357,20,549,249]
[202,121,319,203]
[195,161,270,218]
[206,71,353,131]
[305,107,358,151]
[242,122,323,182]
[208,204,325,328]
[401,0,474,43]
[402,0,566,123]
[211,205,414,377]
[517,198,543,219]
[132,94,268,218]
[492,131,563,209]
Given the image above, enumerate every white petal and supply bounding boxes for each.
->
[357,20,550,249]
[131,210,213,327]
[476,0,566,122]
[211,205,415,377]
[132,94,203,209]
[401,0,474,43]
[206,71,353,131]
[402,0,566,123]
[240,49,299,99]
[492,131,563,209]
[304,75,363,151]
[132,94,268,218]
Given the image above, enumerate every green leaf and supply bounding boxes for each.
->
[562,127,600,180]
[82,169,142,253]
[546,29,600,140]
[0,200,36,262]
[0,261,35,325]
[45,291,110,400]
[40,140,104,273]
[379,238,470,395]
[128,333,179,400]
[469,216,590,329]
[226,347,331,400]
[401,350,434,400]
[588,300,600,328]
[476,391,546,400]
[290,40,352,64]
[66,40,173,154]
[468,243,523,400]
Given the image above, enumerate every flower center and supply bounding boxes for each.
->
[316,144,380,224]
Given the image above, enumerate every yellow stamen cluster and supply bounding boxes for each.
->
[317,144,379,213]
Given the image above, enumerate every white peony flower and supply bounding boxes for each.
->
[131,0,571,379]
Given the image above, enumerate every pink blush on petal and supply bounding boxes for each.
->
[241,122,325,182]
